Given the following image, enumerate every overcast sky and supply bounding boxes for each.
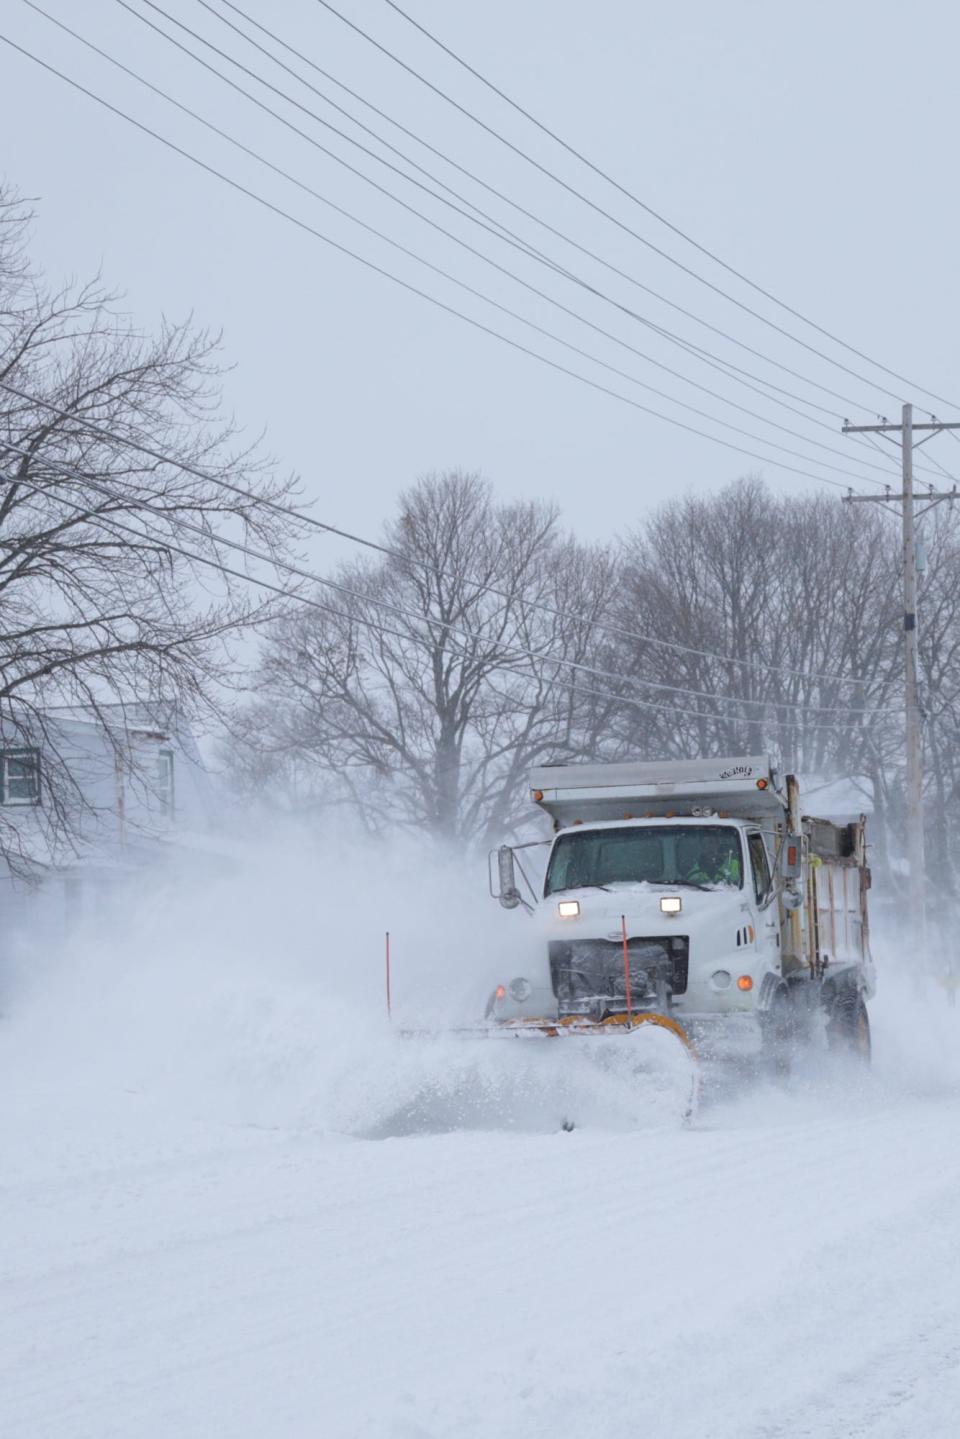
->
[2,0,959,553]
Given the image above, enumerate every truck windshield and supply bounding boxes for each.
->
[544,825,743,895]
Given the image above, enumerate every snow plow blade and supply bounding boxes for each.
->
[495,1012,695,1045]
[403,1012,701,1124]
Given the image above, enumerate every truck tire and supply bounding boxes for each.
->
[759,987,799,1078]
[827,991,871,1063]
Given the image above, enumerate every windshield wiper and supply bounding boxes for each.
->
[650,879,711,892]
[550,882,612,895]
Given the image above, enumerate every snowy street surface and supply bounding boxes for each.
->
[3,865,959,1439]
[5,1025,960,1436]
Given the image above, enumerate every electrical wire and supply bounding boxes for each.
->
[0,456,890,734]
[27,0,907,489]
[27,1,896,490]
[381,0,960,414]
[175,0,898,429]
[128,0,908,483]
[0,27,893,498]
[185,0,923,483]
[0,475,785,740]
[0,430,900,717]
[0,377,898,689]
[313,0,946,411]
[13,478,871,740]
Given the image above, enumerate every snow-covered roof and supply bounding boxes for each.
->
[799,774,874,819]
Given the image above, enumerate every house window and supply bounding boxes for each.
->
[1,747,41,805]
[157,748,174,817]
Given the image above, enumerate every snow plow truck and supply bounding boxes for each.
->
[488,756,875,1072]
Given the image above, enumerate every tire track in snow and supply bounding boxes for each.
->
[4,1089,960,1437]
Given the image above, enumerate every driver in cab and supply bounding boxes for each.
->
[683,832,742,887]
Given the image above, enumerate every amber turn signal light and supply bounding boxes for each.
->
[737,975,753,991]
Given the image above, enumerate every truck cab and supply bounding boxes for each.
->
[489,755,873,1055]
[540,814,778,1023]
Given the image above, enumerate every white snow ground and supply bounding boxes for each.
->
[3,846,960,1438]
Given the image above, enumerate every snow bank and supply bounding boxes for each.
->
[6,838,960,1438]
[3,830,959,1157]
[1,829,695,1142]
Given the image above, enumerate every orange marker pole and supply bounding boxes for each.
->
[621,913,633,1026]
[385,930,392,1020]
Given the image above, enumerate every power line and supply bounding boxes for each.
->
[0,377,895,689]
[154,0,906,484]
[0,428,899,718]
[0,478,766,738]
[259,618,873,740]
[188,0,898,427]
[193,0,536,248]
[381,0,959,414]
[120,1,940,488]
[30,1,894,490]
[7,472,867,739]
[114,0,885,472]
[312,0,942,411]
[180,1,921,488]
[0,452,889,734]
[113,0,562,271]
[0,28,891,498]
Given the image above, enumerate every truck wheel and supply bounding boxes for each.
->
[760,988,799,1078]
[828,992,871,1063]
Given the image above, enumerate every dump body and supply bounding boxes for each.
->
[488,756,874,1050]
[528,754,786,827]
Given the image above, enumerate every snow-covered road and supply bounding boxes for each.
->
[3,851,959,1438]
[4,1027,960,1438]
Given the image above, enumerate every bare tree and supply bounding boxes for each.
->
[227,464,960,902]
[612,479,898,764]
[610,477,960,899]
[231,471,620,847]
[913,502,960,902]
[0,187,301,874]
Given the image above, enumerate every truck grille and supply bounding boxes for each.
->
[549,935,689,1015]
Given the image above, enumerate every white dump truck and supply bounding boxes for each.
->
[489,755,875,1064]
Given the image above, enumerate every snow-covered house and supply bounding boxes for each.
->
[0,703,220,948]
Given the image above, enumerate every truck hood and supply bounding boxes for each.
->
[539,882,750,941]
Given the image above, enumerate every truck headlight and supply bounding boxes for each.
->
[509,977,532,1002]
[557,900,580,918]
[660,896,682,915]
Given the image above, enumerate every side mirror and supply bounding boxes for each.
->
[781,834,803,881]
[497,846,521,910]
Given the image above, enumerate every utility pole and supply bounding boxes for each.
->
[842,404,959,956]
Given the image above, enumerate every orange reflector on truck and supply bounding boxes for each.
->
[495,984,506,1001]
[756,778,768,790]
[737,975,753,991]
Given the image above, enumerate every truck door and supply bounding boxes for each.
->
[747,832,779,966]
